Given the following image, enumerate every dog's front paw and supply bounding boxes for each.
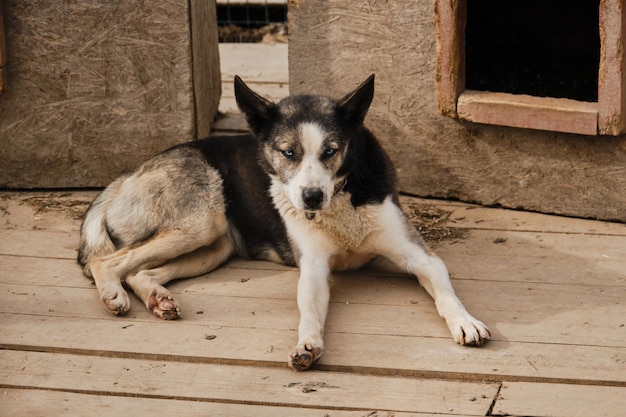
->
[101,288,130,316]
[147,289,181,320]
[289,342,323,371]
[447,314,491,346]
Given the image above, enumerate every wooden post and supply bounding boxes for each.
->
[598,0,626,135]
[190,0,221,139]
[435,0,466,117]
[0,2,6,94]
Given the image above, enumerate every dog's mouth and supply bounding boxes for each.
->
[305,211,316,220]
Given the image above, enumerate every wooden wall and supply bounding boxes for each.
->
[289,0,626,222]
[0,0,220,188]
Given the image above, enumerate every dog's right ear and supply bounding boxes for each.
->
[234,75,278,138]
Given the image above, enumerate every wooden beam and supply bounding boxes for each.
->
[598,0,626,135]
[434,0,466,117]
[457,90,598,135]
[0,1,6,94]
[189,0,222,139]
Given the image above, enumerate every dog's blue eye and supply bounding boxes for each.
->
[324,148,336,157]
[281,149,294,158]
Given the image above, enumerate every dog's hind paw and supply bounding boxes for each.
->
[289,343,323,371]
[449,315,491,347]
[101,289,130,316]
[147,290,181,320]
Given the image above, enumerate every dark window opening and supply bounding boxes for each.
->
[465,0,600,102]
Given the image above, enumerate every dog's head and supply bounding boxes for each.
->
[234,75,375,217]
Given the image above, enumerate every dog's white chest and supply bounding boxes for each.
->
[272,184,381,251]
[307,193,379,249]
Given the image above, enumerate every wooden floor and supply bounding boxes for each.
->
[2,43,626,417]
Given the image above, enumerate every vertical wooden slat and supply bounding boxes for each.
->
[189,0,222,139]
[0,1,7,94]
[434,0,466,117]
[598,0,626,135]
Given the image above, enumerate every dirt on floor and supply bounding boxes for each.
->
[19,194,91,221]
[404,201,468,245]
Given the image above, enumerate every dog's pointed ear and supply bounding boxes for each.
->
[234,75,278,137]
[337,74,375,126]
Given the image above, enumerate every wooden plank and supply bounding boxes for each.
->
[0,389,431,417]
[3,271,625,346]
[4,222,625,287]
[3,275,626,349]
[2,313,625,384]
[0,229,78,259]
[493,382,626,417]
[0,350,498,415]
[400,196,626,236]
[0,191,94,232]
[190,0,221,138]
[598,0,626,135]
[457,90,598,135]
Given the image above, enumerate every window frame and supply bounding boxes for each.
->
[435,0,626,136]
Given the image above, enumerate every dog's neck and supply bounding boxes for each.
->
[333,177,347,196]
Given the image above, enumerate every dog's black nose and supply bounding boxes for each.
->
[302,188,324,210]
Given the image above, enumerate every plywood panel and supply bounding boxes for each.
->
[289,0,626,222]
[190,0,221,138]
[0,0,219,188]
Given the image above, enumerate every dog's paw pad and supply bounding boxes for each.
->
[147,290,181,320]
[101,290,130,316]
[289,343,322,371]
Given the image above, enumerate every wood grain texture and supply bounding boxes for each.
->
[190,0,221,139]
[457,90,598,135]
[493,382,626,417]
[0,0,219,188]
[434,0,465,117]
[1,350,498,416]
[289,0,626,222]
[1,190,625,415]
[1,389,434,417]
[598,0,626,135]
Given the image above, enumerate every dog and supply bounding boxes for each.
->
[78,75,490,370]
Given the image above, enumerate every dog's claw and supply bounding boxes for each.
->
[450,316,491,347]
[289,343,322,371]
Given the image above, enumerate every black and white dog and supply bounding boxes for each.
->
[78,75,490,370]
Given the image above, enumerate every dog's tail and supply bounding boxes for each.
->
[77,189,117,279]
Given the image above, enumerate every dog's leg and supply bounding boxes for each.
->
[89,227,223,317]
[125,235,233,319]
[289,253,332,371]
[375,201,490,346]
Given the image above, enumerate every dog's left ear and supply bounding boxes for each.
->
[234,75,278,138]
[337,74,375,126]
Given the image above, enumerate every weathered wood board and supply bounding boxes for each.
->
[288,0,626,222]
[0,0,220,188]
[1,186,625,416]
